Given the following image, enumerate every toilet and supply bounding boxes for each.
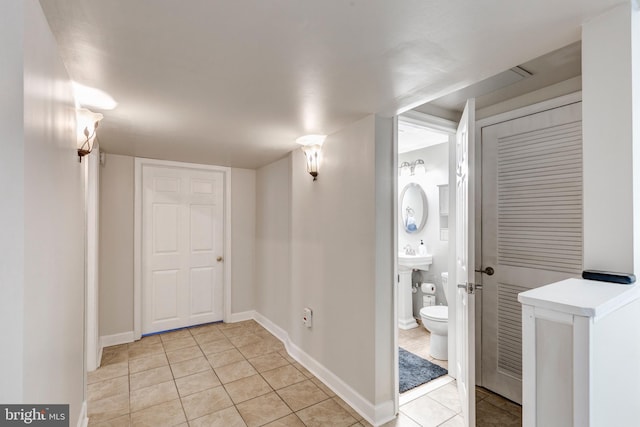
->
[419,272,449,360]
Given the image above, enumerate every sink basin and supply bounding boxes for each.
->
[398,252,433,272]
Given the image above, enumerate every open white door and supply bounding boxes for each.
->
[455,99,476,426]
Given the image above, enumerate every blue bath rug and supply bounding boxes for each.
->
[399,347,448,393]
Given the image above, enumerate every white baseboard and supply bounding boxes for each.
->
[100,331,135,348]
[228,310,255,323]
[252,311,394,426]
[76,400,88,427]
[253,311,287,342]
[97,342,103,369]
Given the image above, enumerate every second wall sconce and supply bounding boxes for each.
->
[77,108,104,162]
[296,134,326,181]
[399,159,425,177]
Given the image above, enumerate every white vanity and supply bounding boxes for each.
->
[518,278,640,427]
[397,180,432,329]
[398,253,432,329]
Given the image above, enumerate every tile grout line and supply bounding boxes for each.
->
[95,321,361,427]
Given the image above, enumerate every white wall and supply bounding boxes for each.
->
[255,115,395,419]
[231,168,256,314]
[399,143,449,312]
[255,156,292,332]
[99,155,256,335]
[582,2,640,273]
[374,116,395,408]
[0,0,25,403]
[290,116,378,402]
[99,154,134,336]
[22,0,85,423]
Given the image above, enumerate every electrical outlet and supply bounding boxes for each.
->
[303,307,312,328]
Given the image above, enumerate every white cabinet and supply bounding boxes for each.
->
[438,184,449,216]
[518,279,640,427]
[437,184,448,240]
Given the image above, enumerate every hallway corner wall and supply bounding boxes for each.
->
[0,0,26,403]
[231,168,257,314]
[20,0,85,423]
[99,154,135,337]
[255,156,292,333]
[254,115,395,424]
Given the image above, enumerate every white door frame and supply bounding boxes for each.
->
[473,91,582,384]
[394,110,457,409]
[133,158,232,340]
[85,147,100,371]
[392,115,399,415]
[475,92,582,130]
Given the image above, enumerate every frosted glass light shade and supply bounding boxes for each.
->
[296,134,326,181]
[76,108,103,149]
[399,162,411,177]
[301,144,322,181]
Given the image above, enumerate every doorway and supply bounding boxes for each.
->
[396,112,457,405]
[390,42,582,426]
[133,158,232,339]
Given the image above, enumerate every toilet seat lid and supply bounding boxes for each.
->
[420,305,448,321]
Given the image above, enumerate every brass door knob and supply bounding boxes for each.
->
[216,256,223,262]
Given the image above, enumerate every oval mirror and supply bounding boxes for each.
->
[400,183,428,234]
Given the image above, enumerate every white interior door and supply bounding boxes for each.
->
[455,99,476,427]
[480,101,583,403]
[142,165,224,334]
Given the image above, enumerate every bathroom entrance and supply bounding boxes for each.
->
[392,42,582,426]
[396,112,457,404]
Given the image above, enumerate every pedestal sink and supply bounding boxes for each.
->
[398,252,433,329]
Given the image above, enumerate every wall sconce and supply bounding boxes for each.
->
[77,108,103,162]
[399,159,426,176]
[296,134,326,181]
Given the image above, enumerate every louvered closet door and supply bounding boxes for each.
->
[480,102,583,404]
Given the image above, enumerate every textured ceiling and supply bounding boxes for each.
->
[40,1,621,169]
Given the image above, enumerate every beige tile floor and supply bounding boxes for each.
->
[88,320,371,427]
[396,323,522,427]
[88,319,521,427]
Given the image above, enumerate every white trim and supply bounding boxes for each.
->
[475,91,582,129]
[400,110,458,133]
[76,400,88,427]
[521,305,535,427]
[85,148,100,372]
[97,341,103,368]
[100,331,135,349]
[134,159,142,340]
[133,158,232,339]
[392,115,400,417]
[399,375,454,406]
[228,310,255,323]
[223,170,232,323]
[253,311,394,427]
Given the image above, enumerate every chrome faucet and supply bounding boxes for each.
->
[404,244,416,255]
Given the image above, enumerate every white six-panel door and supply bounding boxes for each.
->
[456,99,476,427]
[142,165,224,334]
